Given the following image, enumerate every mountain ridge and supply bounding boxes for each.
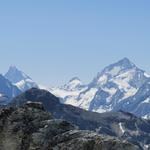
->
[5,66,38,92]
[9,88,150,149]
[2,58,150,119]
[50,58,150,119]
[0,101,138,150]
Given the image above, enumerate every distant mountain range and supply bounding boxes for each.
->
[1,58,150,119]
[50,58,150,119]
[1,60,150,149]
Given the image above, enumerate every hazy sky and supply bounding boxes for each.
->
[0,0,150,86]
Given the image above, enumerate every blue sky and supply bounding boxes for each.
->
[0,0,150,86]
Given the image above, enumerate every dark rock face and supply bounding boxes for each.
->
[10,88,59,108]
[10,88,150,149]
[0,102,136,150]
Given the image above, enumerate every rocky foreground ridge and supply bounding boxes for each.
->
[9,88,150,149]
[0,102,137,150]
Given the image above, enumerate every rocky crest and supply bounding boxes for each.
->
[10,88,150,149]
[0,102,137,150]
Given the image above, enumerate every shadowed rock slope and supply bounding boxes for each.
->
[10,88,150,149]
[0,102,137,150]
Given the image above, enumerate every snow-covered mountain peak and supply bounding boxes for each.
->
[86,58,149,107]
[9,65,17,71]
[5,66,30,84]
[69,77,81,83]
[115,57,135,68]
[64,77,83,90]
[68,77,82,86]
[101,58,136,77]
[92,58,146,87]
[50,58,150,116]
[5,66,38,92]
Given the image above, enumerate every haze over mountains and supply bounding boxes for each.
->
[1,58,150,119]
